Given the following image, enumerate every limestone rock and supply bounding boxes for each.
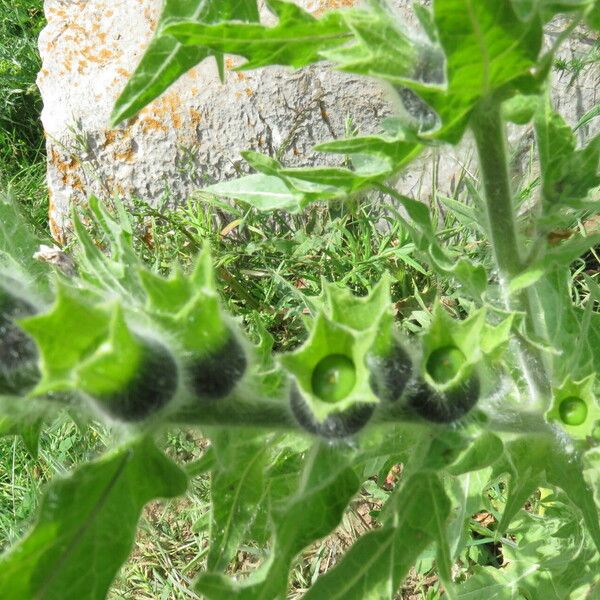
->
[37,1,599,242]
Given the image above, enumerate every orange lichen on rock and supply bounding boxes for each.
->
[312,0,357,16]
[139,116,169,134]
[47,188,64,245]
[114,145,137,163]
[189,108,203,129]
[81,46,118,64]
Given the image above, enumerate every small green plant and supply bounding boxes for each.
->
[2,1,600,598]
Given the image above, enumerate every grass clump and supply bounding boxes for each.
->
[0,0,47,234]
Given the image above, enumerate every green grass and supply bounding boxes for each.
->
[0,0,48,234]
[125,193,441,350]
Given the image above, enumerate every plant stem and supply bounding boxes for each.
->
[471,99,523,281]
[470,97,550,405]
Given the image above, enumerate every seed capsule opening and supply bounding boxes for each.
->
[426,345,466,385]
[311,354,356,403]
[558,396,587,426]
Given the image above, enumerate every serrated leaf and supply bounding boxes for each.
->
[278,165,391,195]
[196,442,360,599]
[495,435,600,554]
[448,432,503,475]
[447,467,494,560]
[71,199,144,300]
[111,0,259,125]
[0,436,187,600]
[424,0,543,142]
[314,124,422,172]
[455,564,528,599]
[163,0,351,70]
[0,414,43,458]
[537,268,598,380]
[493,436,548,535]
[511,0,595,21]
[303,473,451,599]
[206,431,268,571]
[535,103,600,209]
[322,3,445,90]
[583,448,600,509]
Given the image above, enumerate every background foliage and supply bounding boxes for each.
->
[1,0,600,599]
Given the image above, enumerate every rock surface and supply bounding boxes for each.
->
[38,1,599,242]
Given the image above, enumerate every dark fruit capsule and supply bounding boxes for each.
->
[558,396,587,426]
[290,383,374,439]
[0,292,39,395]
[311,354,356,403]
[96,339,178,421]
[186,333,247,400]
[367,340,412,403]
[407,374,480,424]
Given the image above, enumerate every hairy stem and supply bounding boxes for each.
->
[470,97,549,405]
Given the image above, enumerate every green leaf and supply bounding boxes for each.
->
[111,0,259,125]
[0,414,43,458]
[493,436,549,535]
[584,448,600,509]
[455,564,526,599]
[71,198,144,300]
[277,165,388,195]
[0,191,50,287]
[503,93,540,124]
[537,268,598,380]
[196,442,360,599]
[322,3,445,90]
[426,0,543,142]
[587,1,600,29]
[448,432,504,475]
[314,121,422,171]
[511,0,595,21]
[0,436,187,600]
[303,473,451,599]
[495,435,600,554]
[206,431,269,571]
[205,174,303,212]
[163,0,351,70]
[535,103,600,209]
[447,467,495,561]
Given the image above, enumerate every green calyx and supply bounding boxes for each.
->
[546,375,600,440]
[140,246,230,356]
[281,281,392,424]
[419,303,512,391]
[19,283,177,417]
[281,314,379,423]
